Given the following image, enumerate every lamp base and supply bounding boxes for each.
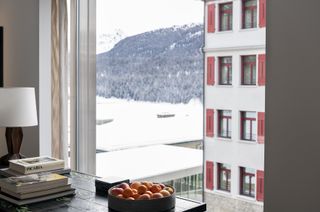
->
[0,153,25,166]
[0,127,24,166]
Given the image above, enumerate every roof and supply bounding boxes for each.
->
[96,145,203,182]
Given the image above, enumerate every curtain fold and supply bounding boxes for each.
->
[51,0,68,165]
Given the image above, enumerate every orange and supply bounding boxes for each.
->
[123,188,134,198]
[137,185,148,195]
[150,184,162,193]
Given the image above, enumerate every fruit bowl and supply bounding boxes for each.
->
[108,182,176,212]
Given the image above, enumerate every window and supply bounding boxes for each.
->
[242,0,257,29]
[241,111,256,141]
[240,167,256,197]
[217,163,231,192]
[218,110,232,138]
[241,55,256,85]
[219,57,232,85]
[219,3,233,31]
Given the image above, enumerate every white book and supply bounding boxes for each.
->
[9,156,64,174]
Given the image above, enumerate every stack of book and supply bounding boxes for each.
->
[0,156,75,205]
[0,156,70,177]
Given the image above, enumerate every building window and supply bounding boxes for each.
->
[241,55,256,85]
[241,111,256,141]
[240,167,256,197]
[218,163,231,192]
[242,0,257,29]
[219,3,233,31]
[218,110,232,138]
[219,57,232,85]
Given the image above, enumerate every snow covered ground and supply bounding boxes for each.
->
[96,97,203,151]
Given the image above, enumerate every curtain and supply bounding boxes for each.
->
[51,0,68,165]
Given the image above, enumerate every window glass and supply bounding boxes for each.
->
[218,110,232,138]
[242,55,256,85]
[243,0,257,29]
[241,111,256,141]
[218,163,231,192]
[219,57,232,85]
[220,3,233,31]
[240,167,256,197]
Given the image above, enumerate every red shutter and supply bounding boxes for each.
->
[206,109,214,137]
[258,54,266,86]
[259,0,266,28]
[206,161,214,190]
[256,170,264,201]
[257,112,265,144]
[207,57,215,85]
[207,4,215,33]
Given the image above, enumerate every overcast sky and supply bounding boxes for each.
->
[96,0,204,37]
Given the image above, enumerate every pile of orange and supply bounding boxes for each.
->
[110,181,174,200]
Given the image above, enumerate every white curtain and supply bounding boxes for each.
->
[51,0,68,165]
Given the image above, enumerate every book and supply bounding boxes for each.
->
[0,189,75,206]
[9,156,64,174]
[0,167,71,178]
[0,173,68,193]
[1,184,72,199]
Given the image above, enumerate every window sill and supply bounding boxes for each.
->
[238,140,257,144]
[239,28,259,32]
[216,84,233,88]
[215,30,233,34]
[216,137,232,142]
[238,85,258,88]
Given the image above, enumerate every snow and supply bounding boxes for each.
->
[96,97,203,151]
[96,144,203,182]
[169,42,176,50]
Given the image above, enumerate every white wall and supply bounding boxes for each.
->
[265,0,320,211]
[204,0,265,204]
[205,0,266,51]
[0,0,40,157]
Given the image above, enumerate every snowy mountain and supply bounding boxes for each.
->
[97,29,126,54]
[96,24,204,103]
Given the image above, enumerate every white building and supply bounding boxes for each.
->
[204,0,266,211]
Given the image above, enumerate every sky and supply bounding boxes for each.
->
[96,0,204,37]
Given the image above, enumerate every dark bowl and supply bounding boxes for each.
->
[108,185,176,212]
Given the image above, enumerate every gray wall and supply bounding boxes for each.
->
[265,0,320,211]
[0,0,40,157]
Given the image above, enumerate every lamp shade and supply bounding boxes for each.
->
[0,87,38,127]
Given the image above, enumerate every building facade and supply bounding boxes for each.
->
[204,0,266,211]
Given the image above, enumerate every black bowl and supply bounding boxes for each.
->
[108,185,176,212]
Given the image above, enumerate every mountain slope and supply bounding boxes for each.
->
[96,24,203,103]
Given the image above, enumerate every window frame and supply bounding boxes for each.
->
[242,0,257,29]
[219,2,233,31]
[218,56,232,85]
[218,110,232,139]
[241,55,257,86]
[240,167,256,198]
[217,163,231,192]
[240,111,257,141]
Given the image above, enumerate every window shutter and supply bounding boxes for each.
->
[207,4,215,33]
[206,109,214,137]
[258,54,266,86]
[256,170,264,201]
[259,0,266,27]
[258,112,265,144]
[206,161,214,190]
[207,57,215,85]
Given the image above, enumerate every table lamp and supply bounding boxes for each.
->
[0,87,38,165]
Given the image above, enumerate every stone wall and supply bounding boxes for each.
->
[205,192,263,212]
